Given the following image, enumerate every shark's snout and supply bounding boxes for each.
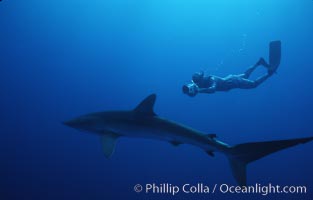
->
[63,119,77,127]
[63,116,95,130]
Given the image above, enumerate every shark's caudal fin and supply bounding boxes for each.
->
[227,136,313,186]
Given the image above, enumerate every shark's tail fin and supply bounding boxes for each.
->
[227,136,313,186]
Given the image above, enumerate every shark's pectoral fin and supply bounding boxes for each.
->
[206,151,215,157]
[100,133,120,158]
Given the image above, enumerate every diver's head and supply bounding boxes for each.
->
[182,82,198,97]
[192,71,204,84]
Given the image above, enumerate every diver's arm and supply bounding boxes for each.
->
[198,86,216,93]
[197,81,216,94]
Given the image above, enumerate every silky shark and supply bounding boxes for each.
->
[64,94,313,185]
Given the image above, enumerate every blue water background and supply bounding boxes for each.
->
[1,0,313,199]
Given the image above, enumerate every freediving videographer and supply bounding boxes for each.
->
[182,41,281,97]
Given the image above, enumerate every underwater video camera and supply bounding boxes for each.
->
[182,82,198,97]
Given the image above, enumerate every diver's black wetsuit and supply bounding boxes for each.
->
[196,58,271,94]
[182,41,281,96]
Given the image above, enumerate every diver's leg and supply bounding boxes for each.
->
[253,74,271,88]
[252,41,282,76]
[241,57,270,79]
[256,57,271,68]
[237,74,271,89]
[237,79,258,89]
[241,66,257,79]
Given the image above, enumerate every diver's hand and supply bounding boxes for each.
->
[194,84,199,91]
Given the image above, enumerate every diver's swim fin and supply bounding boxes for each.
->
[268,40,281,74]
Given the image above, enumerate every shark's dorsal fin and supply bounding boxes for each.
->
[134,94,157,116]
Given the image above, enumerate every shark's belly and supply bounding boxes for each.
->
[110,123,175,140]
[107,123,211,150]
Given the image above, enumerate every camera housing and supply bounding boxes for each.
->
[182,82,198,97]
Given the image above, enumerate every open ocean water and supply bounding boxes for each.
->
[1,0,313,199]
